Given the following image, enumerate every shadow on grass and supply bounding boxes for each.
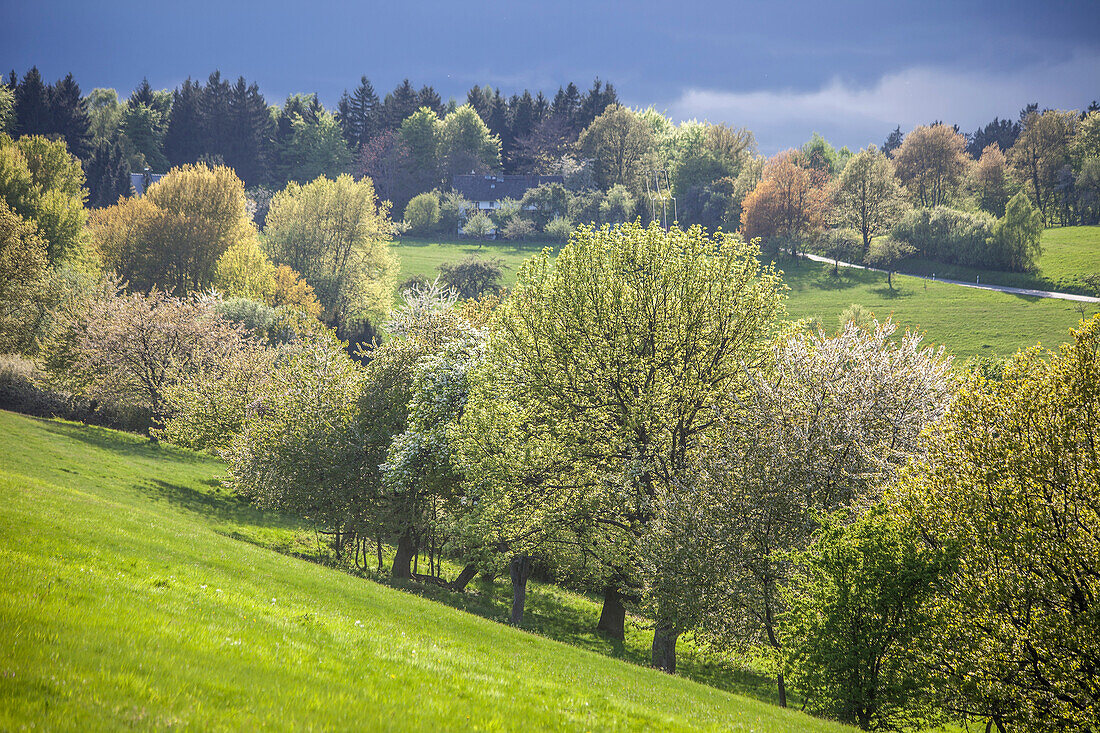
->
[34,418,207,464]
[869,285,906,299]
[143,478,304,531]
[340,560,784,705]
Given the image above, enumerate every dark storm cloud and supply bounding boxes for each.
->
[3,0,1098,151]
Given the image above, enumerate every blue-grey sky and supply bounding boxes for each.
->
[4,0,1098,153]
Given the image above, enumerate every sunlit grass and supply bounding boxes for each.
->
[0,411,850,731]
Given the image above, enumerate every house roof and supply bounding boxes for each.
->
[130,172,166,197]
[452,174,564,202]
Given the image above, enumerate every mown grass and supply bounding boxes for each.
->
[393,236,558,294]
[893,225,1100,296]
[0,410,849,731]
[777,256,1095,359]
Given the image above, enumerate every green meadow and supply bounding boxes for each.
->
[0,410,850,731]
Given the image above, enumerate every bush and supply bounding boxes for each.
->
[599,184,636,225]
[404,192,441,235]
[892,206,998,269]
[439,191,472,235]
[438,256,503,299]
[543,216,574,243]
[502,217,535,242]
[992,191,1043,272]
[838,303,873,330]
[0,353,151,432]
[568,188,604,227]
[462,211,494,240]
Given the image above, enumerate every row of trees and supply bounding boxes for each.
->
[736,112,1100,278]
[1,68,619,209]
[3,121,1096,728]
[72,221,1089,732]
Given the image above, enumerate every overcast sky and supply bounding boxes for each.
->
[4,0,1098,153]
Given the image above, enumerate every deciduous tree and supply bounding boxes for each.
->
[833,146,908,252]
[892,124,969,208]
[264,173,396,326]
[893,315,1100,732]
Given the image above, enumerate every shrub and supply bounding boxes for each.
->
[462,211,494,240]
[0,353,151,432]
[438,256,503,299]
[404,192,441,235]
[892,206,998,269]
[543,216,574,243]
[502,217,535,242]
[838,303,873,330]
[992,191,1043,272]
[439,191,471,235]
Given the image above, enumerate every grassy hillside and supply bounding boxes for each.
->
[392,234,1095,359]
[0,410,850,731]
[894,226,1100,296]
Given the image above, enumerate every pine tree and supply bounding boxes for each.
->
[227,76,273,185]
[201,71,233,163]
[487,88,510,158]
[507,91,537,172]
[129,78,156,108]
[551,82,580,133]
[14,67,52,136]
[86,137,132,207]
[576,78,617,130]
[336,76,379,154]
[417,85,444,117]
[882,125,904,156]
[466,85,491,123]
[381,79,419,132]
[49,73,91,158]
[164,78,204,167]
[352,76,380,147]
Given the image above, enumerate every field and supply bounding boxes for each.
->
[392,232,1098,360]
[393,237,556,292]
[0,410,849,731]
[893,225,1100,296]
[777,257,1093,359]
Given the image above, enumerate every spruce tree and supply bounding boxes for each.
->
[417,85,444,117]
[227,76,273,185]
[201,71,233,163]
[14,67,52,136]
[381,79,419,132]
[551,82,581,133]
[86,137,132,207]
[164,78,204,167]
[336,76,380,154]
[49,73,91,158]
[466,85,491,123]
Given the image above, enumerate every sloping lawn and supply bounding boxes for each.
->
[0,411,850,731]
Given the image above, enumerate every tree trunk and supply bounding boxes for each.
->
[776,671,788,709]
[596,584,626,641]
[449,562,479,592]
[391,530,416,579]
[509,554,532,625]
[651,626,679,672]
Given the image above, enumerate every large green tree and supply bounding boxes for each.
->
[894,315,1100,733]
[91,163,256,292]
[264,174,395,326]
[578,105,655,192]
[833,146,908,252]
[479,221,785,671]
